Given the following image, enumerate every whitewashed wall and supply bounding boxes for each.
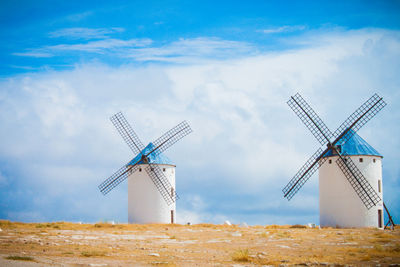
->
[128,164,176,224]
[319,155,383,228]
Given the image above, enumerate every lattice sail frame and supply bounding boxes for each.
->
[283,93,386,208]
[110,112,145,155]
[332,94,386,144]
[99,164,139,195]
[282,147,327,200]
[99,113,191,205]
[146,163,179,205]
[152,121,193,157]
[336,155,381,209]
[287,93,333,146]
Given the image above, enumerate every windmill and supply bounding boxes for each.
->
[99,112,192,224]
[283,93,395,228]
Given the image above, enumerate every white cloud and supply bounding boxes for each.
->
[261,25,306,34]
[12,52,53,58]
[1,28,400,224]
[14,38,153,57]
[13,37,254,62]
[127,37,258,63]
[49,38,152,52]
[49,27,125,39]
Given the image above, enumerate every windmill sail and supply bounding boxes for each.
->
[287,93,332,145]
[335,155,381,209]
[152,121,192,157]
[110,112,145,155]
[332,94,386,144]
[283,147,327,200]
[99,164,139,195]
[145,163,179,205]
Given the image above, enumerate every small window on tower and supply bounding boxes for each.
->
[328,159,332,164]
[373,158,376,163]
[378,180,381,193]
[163,168,166,172]
[139,168,142,172]
[359,158,363,163]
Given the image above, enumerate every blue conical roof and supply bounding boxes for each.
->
[323,130,382,157]
[127,142,174,166]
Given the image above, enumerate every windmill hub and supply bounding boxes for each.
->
[141,155,149,164]
[331,145,342,155]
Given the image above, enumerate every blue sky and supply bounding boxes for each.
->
[0,1,400,225]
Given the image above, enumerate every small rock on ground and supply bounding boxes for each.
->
[149,253,160,257]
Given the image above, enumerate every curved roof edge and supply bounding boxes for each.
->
[127,142,174,166]
[323,130,382,158]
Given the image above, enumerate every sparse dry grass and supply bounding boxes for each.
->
[4,255,34,261]
[232,248,249,262]
[80,250,107,257]
[0,221,399,266]
[290,224,307,228]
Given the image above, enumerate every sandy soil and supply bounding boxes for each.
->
[0,221,399,266]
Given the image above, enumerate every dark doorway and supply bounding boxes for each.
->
[171,210,174,224]
[378,209,383,228]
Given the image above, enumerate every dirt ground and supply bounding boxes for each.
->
[0,221,399,266]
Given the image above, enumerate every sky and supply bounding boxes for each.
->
[0,0,400,225]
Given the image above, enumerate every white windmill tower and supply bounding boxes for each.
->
[319,130,383,228]
[98,112,192,224]
[283,93,395,229]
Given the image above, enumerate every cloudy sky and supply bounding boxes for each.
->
[1,1,399,225]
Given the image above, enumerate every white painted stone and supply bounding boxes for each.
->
[128,164,176,224]
[319,155,383,228]
[149,253,160,257]
[231,232,242,237]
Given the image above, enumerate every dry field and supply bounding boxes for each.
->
[0,220,399,266]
